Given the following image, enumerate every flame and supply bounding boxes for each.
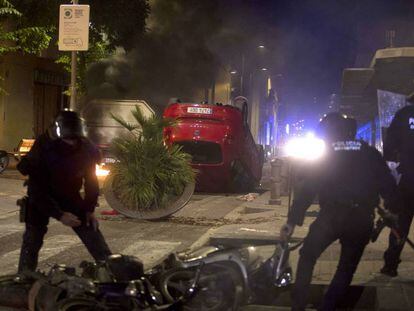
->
[96,164,110,177]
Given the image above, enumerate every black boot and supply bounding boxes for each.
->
[380,265,398,277]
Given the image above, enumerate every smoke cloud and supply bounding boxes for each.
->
[85,0,229,112]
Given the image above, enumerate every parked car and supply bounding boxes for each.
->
[163,102,264,192]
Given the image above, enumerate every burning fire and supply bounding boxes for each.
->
[96,164,110,177]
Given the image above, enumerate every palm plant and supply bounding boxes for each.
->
[110,106,195,211]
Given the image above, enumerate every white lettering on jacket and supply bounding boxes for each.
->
[332,141,362,151]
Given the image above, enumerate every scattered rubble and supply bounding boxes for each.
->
[168,215,282,227]
[237,193,260,201]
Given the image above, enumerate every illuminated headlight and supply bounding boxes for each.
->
[284,133,326,160]
[96,163,110,177]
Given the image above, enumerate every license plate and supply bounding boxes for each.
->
[187,107,212,114]
[103,157,116,164]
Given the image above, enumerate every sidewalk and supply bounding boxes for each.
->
[0,169,25,181]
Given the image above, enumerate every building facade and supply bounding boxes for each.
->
[0,53,67,150]
[341,47,414,149]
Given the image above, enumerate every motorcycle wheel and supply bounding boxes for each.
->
[159,263,244,311]
[0,154,9,174]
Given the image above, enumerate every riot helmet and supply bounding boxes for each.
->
[53,110,86,139]
[317,112,356,142]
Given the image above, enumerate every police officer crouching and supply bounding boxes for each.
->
[280,113,400,311]
[381,92,414,277]
[17,110,112,273]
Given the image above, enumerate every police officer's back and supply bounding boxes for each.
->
[281,113,399,311]
[17,111,111,273]
[383,97,414,181]
[381,94,414,277]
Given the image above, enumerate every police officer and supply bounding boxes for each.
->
[17,110,112,273]
[280,113,400,311]
[381,93,414,277]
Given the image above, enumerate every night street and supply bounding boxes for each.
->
[2,0,414,309]
[2,171,414,309]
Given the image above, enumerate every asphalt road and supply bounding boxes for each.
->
[0,177,212,275]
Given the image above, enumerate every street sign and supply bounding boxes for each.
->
[58,4,90,51]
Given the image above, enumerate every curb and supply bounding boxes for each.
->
[187,192,291,251]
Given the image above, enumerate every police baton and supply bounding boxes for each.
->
[373,206,414,250]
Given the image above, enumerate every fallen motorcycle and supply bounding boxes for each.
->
[153,239,303,310]
[37,254,200,311]
[0,255,193,311]
[51,239,302,311]
[0,238,302,311]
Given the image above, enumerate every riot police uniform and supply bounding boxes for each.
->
[281,113,400,311]
[381,96,414,277]
[17,111,112,273]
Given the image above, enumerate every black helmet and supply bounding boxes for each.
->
[54,110,86,139]
[317,112,356,141]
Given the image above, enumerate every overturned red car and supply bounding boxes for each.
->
[163,102,264,193]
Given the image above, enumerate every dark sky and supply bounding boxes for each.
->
[221,0,414,123]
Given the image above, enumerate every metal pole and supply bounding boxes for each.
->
[287,160,292,211]
[269,158,282,205]
[70,50,77,110]
[69,0,78,111]
[240,53,245,96]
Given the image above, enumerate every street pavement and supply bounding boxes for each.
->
[2,166,414,310]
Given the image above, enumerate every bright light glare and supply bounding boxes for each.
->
[96,164,110,177]
[284,135,326,160]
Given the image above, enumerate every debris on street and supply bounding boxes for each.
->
[237,193,260,202]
